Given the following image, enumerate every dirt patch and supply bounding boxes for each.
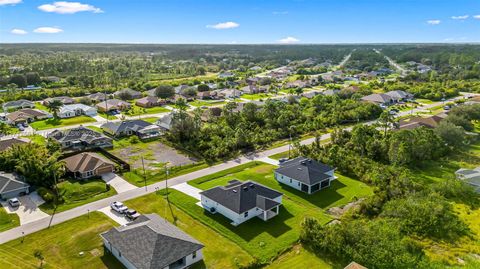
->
[89,248,101,257]
[112,141,197,170]
[327,198,364,219]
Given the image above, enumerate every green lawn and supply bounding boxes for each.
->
[241,93,274,100]
[189,100,227,107]
[39,179,117,214]
[416,98,435,105]
[34,102,50,112]
[86,125,103,133]
[269,151,290,160]
[141,117,160,123]
[22,134,46,145]
[123,104,170,116]
[174,161,372,262]
[265,245,335,269]
[0,207,20,232]
[30,116,97,130]
[124,192,255,268]
[0,212,124,269]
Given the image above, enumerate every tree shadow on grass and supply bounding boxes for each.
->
[101,251,127,269]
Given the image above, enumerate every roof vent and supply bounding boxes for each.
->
[250,184,255,188]
[233,189,237,193]
[300,160,306,165]
[297,167,302,170]
[243,186,248,191]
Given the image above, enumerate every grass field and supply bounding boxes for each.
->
[30,116,96,130]
[123,104,170,116]
[189,100,227,107]
[241,93,274,100]
[39,179,117,214]
[0,212,123,269]
[175,161,372,262]
[265,245,334,269]
[22,134,46,145]
[124,192,255,268]
[0,207,20,232]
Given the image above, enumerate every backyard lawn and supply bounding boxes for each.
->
[39,179,117,214]
[22,134,46,145]
[30,116,96,130]
[265,245,334,269]
[124,192,255,268]
[0,207,20,232]
[189,100,227,107]
[0,212,123,269]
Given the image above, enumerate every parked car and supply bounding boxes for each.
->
[17,124,24,131]
[125,209,141,220]
[8,198,20,207]
[110,201,128,214]
[444,105,451,110]
[22,122,28,127]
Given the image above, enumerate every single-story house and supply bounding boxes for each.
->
[156,113,174,131]
[87,92,109,103]
[240,85,265,94]
[101,120,162,139]
[197,91,213,100]
[360,93,394,105]
[200,180,283,226]
[398,113,447,130]
[384,90,414,102]
[216,89,242,99]
[114,88,142,100]
[135,96,164,108]
[96,99,131,112]
[48,126,113,151]
[0,172,30,200]
[101,213,204,269]
[2,99,35,111]
[218,71,235,79]
[322,89,340,96]
[455,168,480,192]
[285,80,309,89]
[58,104,97,118]
[274,157,336,194]
[63,152,115,179]
[0,138,30,152]
[6,109,51,125]
[175,85,190,94]
[43,96,75,106]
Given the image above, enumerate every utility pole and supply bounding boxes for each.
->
[141,156,147,192]
[165,163,170,201]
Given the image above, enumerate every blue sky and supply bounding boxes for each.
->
[1,0,479,43]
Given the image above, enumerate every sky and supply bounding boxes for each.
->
[1,0,479,44]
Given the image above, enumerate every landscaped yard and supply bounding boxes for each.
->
[39,179,117,214]
[30,116,97,130]
[0,207,20,232]
[167,161,373,263]
[0,212,123,269]
[124,192,255,268]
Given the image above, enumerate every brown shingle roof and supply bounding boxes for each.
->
[0,138,30,152]
[63,152,114,173]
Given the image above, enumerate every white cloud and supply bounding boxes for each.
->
[0,0,22,6]
[273,11,288,15]
[278,36,300,44]
[451,15,469,20]
[11,28,27,35]
[33,27,63,34]
[474,15,480,20]
[206,21,239,30]
[427,20,441,25]
[38,1,103,14]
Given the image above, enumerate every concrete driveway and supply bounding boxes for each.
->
[2,192,49,225]
[101,173,137,193]
[97,206,129,225]
[171,182,202,200]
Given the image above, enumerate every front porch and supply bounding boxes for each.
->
[258,205,280,221]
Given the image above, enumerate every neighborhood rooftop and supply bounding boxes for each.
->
[275,157,335,185]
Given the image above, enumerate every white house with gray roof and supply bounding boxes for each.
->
[101,213,204,269]
[200,180,283,226]
[2,99,35,112]
[274,157,336,194]
[0,172,30,200]
[58,104,97,118]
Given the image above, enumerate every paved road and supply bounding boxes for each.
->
[0,94,472,244]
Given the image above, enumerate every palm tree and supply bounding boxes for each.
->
[45,100,63,119]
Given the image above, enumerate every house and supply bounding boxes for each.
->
[6,109,51,125]
[135,96,164,108]
[58,104,97,118]
[218,71,235,79]
[175,85,190,94]
[360,93,394,105]
[43,96,75,106]
[63,152,115,179]
[44,76,61,83]
[385,90,414,102]
[240,85,266,94]
[398,114,446,130]
[201,107,222,121]
[145,88,157,97]
[344,261,368,269]
[274,157,336,194]
[87,92,109,103]
[200,180,283,226]
[96,99,131,112]
[2,99,35,111]
[322,89,340,96]
[197,91,213,100]
[48,126,113,151]
[0,172,30,200]
[286,80,309,89]
[216,88,242,99]
[156,113,173,131]
[114,88,142,100]
[101,213,204,269]
[101,120,162,139]
[455,168,480,192]
[0,138,30,152]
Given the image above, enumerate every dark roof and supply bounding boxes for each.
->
[275,156,334,185]
[200,180,283,214]
[63,152,114,173]
[0,138,29,152]
[101,120,152,135]
[0,172,29,194]
[101,214,203,269]
[3,99,34,108]
[48,126,111,144]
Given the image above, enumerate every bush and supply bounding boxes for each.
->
[37,187,55,203]
[128,135,140,144]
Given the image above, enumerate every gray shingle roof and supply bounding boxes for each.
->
[101,120,152,135]
[48,126,111,144]
[275,157,334,185]
[0,172,29,194]
[101,214,203,269]
[200,180,283,214]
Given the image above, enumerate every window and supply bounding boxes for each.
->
[244,211,249,217]
[289,179,292,183]
[118,251,122,257]
[192,251,197,259]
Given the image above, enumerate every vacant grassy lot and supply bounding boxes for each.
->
[0,212,123,269]
[265,245,334,269]
[124,192,255,268]
[189,100,227,107]
[0,207,20,232]
[31,116,96,130]
[123,104,170,116]
[177,161,372,262]
[39,179,117,214]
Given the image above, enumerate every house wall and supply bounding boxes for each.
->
[274,172,303,192]
[180,250,203,269]
[0,186,29,200]
[103,239,137,269]
[201,195,261,225]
